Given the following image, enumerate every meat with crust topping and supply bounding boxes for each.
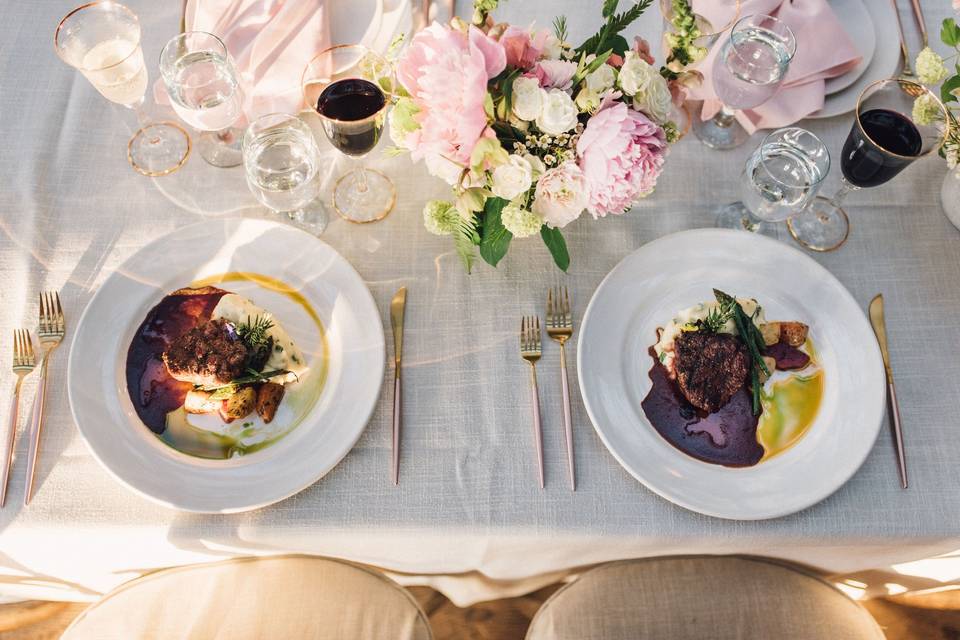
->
[162,318,249,387]
[673,331,750,413]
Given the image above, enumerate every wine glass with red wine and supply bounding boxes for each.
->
[788,78,949,252]
[302,45,395,223]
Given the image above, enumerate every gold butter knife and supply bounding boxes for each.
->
[869,294,908,489]
[390,287,407,486]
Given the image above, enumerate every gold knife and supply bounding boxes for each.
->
[869,294,908,489]
[390,287,407,485]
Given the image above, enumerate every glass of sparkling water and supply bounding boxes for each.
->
[693,14,796,150]
[243,113,328,234]
[716,127,830,238]
[160,31,245,168]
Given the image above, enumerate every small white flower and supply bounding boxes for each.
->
[912,93,940,126]
[501,203,544,238]
[617,51,656,97]
[543,33,564,60]
[585,64,616,94]
[536,88,579,135]
[491,154,534,200]
[523,154,546,179]
[916,47,950,85]
[422,200,459,236]
[512,76,545,122]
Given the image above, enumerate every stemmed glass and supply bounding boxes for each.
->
[302,45,395,223]
[243,113,328,234]
[716,127,830,237]
[693,14,796,150]
[159,32,245,168]
[788,79,951,252]
[55,2,190,177]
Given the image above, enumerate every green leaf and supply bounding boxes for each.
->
[941,75,960,103]
[602,0,619,19]
[576,0,653,55]
[942,18,960,47]
[540,226,570,271]
[605,34,630,57]
[479,197,513,267]
[453,215,481,274]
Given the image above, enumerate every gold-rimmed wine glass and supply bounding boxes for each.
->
[302,44,396,224]
[788,78,951,252]
[55,2,191,177]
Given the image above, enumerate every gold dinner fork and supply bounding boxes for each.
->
[24,292,65,506]
[547,287,575,491]
[2,330,35,507]
[520,316,544,489]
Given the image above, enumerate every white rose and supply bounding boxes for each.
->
[617,50,655,97]
[632,71,672,123]
[543,33,564,60]
[512,76,545,122]
[536,88,578,135]
[491,155,534,200]
[532,162,589,229]
[585,64,616,94]
[523,154,546,180]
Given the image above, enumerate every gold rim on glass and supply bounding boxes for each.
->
[55,1,142,72]
[786,206,851,253]
[332,169,396,224]
[127,121,191,177]
[854,78,952,160]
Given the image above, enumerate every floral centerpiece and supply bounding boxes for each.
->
[910,15,960,173]
[389,0,679,272]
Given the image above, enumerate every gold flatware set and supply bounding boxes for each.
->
[869,294,908,489]
[2,292,65,507]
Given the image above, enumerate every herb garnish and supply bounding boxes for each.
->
[197,369,292,395]
[236,315,274,352]
[713,289,769,416]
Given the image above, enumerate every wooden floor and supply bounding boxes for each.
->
[2,585,959,639]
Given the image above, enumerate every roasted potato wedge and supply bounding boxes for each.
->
[759,356,777,383]
[219,386,256,422]
[256,382,285,423]
[183,390,220,414]
[779,321,809,347]
[760,322,781,346]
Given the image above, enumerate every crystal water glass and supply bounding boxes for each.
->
[693,14,796,150]
[243,113,327,234]
[55,2,190,176]
[716,127,829,238]
[160,31,245,168]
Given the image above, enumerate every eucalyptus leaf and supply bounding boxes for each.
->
[540,226,570,272]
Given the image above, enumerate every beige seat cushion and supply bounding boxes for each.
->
[526,556,885,640]
[62,556,432,640]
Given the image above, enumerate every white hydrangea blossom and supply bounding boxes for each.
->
[422,200,459,236]
[501,203,544,238]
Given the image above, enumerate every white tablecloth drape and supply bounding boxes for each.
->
[1,0,959,607]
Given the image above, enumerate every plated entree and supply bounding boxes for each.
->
[641,289,823,467]
[126,285,315,459]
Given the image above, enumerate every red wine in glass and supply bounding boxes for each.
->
[840,108,923,188]
[316,78,386,156]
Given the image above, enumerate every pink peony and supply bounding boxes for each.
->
[576,98,667,217]
[396,24,506,170]
[533,59,577,90]
[532,162,589,229]
[499,25,550,69]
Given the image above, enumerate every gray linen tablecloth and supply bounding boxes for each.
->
[1,0,959,606]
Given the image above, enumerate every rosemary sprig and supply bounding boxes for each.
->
[713,289,769,415]
[197,369,291,393]
[235,315,274,352]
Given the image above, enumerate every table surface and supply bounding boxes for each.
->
[1,0,959,606]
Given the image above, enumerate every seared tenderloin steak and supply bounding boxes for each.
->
[162,318,249,387]
[673,331,750,413]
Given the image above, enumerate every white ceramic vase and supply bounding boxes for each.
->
[942,169,960,231]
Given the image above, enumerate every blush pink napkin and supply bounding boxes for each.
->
[155,0,330,120]
[688,0,861,133]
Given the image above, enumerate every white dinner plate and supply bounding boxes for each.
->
[68,219,385,513]
[810,0,900,118]
[577,229,885,520]
[824,0,875,96]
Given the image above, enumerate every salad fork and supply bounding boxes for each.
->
[2,330,35,507]
[547,287,576,491]
[24,292,65,506]
[520,316,544,489]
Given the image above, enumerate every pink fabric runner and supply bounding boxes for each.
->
[688,0,861,133]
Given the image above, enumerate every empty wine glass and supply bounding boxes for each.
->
[788,78,951,252]
[243,113,328,234]
[160,31,244,168]
[716,127,830,238]
[693,14,796,150]
[302,45,395,223]
[55,2,190,176]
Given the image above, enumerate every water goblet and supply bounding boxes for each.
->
[693,14,796,150]
[716,127,830,238]
[55,2,190,176]
[302,45,395,223]
[243,113,328,234]
[788,78,950,252]
[160,31,245,168]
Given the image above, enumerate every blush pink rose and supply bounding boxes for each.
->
[533,59,577,90]
[532,162,589,229]
[576,98,668,217]
[396,24,506,170]
[499,25,550,69]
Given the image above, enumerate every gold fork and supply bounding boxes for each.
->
[2,330,35,507]
[520,316,544,489]
[547,287,576,491]
[24,292,65,506]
